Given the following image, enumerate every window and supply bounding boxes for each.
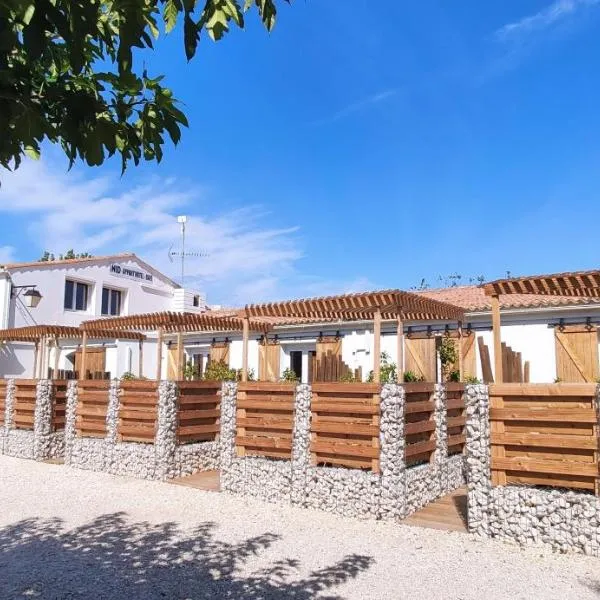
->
[101,287,122,316]
[193,295,200,307]
[64,280,89,311]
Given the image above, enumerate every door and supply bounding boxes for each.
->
[555,325,599,382]
[290,350,303,381]
[209,342,230,365]
[167,345,178,380]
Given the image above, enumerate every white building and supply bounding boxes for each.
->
[182,285,600,385]
[2,254,599,385]
[0,253,204,378]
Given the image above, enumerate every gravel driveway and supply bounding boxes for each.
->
[0,455,598,599]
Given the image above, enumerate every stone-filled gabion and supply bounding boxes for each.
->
[4,378,15,432]
[154,380,178,479]
[290,384,311,506]
[465,384,492,536]
[219,382,238,491]
[304,467,380,518]
[105,379,121,444]
[2,379,65,462]
[66,379,221,481]
[464,383,600,557]
[64,381,78,460]
[378,384,405,519]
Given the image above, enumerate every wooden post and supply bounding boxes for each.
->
[80,331,88,380]
[491,294,503,383]
[457,321,464,381]
[53,335,60,379]
[32,341,39,379]
[38,335,47,379]
[373,308,382,384]
[396,316,404,383]
[156,328,163,380]
[138,339,143,378]
[241,316,249,382]
[176,331,184,380]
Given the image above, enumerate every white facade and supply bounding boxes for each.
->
[179,304,600,384]
[0,254,204,378]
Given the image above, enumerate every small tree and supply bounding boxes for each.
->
[367,351,397,384]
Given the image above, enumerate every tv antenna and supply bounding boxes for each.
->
[168,215,209,285]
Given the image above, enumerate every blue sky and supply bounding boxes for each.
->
[1,0,600,305]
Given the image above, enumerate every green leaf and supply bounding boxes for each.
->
[163,0,180,33]
[24,145,40,160]
[183,13,200,60]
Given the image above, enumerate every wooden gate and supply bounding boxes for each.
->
[405,336,437,381]
[75,347,106,379]
[555,325,599,383]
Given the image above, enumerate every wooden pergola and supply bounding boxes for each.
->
[81,311,272,380]
[483,269,600,382]
[244,290,466,383]
[0,325,145,379]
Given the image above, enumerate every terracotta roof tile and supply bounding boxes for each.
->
[418,286,600,312]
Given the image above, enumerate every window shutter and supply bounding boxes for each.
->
[259,340,281,382]
[316,336,342,360]
[554,325,599,382]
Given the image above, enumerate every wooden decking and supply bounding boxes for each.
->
[402,487,468,533]
[168,469,221,492]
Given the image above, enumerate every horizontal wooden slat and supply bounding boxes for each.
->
[492,432,598,450]
[313,454,373,469]
[237,400,294,411]
[310,441,379,459]
[506,473,595,491]
[490,408,596,423]
[490,383,597,396]
[404,421,436,435]
[310,402,379,414]
[178,409,221,420]
[177,424,220,435]
[446,398,465,411]
[311,383,380,394]
[405,439,436,458]
[404,401,435,414]
[447,434,466,448]
[236,435,292,450]
[492,457,599,477]
[311,422,378,436]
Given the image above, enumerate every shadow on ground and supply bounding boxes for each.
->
[0,513,373,599]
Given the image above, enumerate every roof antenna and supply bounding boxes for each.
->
[168,215,209,286]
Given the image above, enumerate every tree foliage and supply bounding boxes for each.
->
[39,249,93,261]
[0,0,290,177]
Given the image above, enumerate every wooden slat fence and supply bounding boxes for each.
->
[310,383,380,472]
[177,381,221,443]
[0,379,6,426]
[236,382,296,459]
[446,383,466,455]
[404,383,437,466]
[311,351,362,383]
[76,380,111,438]
[490,383,599,493]
[52,381,68,431]
[13,379,37,430]
[118,380,158,443]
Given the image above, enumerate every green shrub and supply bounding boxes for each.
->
[339,371,358,383]
[281,367,299,383]
[120,371,136,381]
[203,360,238,382]
[449,369,461,382]
[463,375,481,384]
[403,370,424,382]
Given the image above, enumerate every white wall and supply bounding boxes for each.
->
[4,256,179,329]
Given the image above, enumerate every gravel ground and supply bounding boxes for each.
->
[0,456,598,600]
